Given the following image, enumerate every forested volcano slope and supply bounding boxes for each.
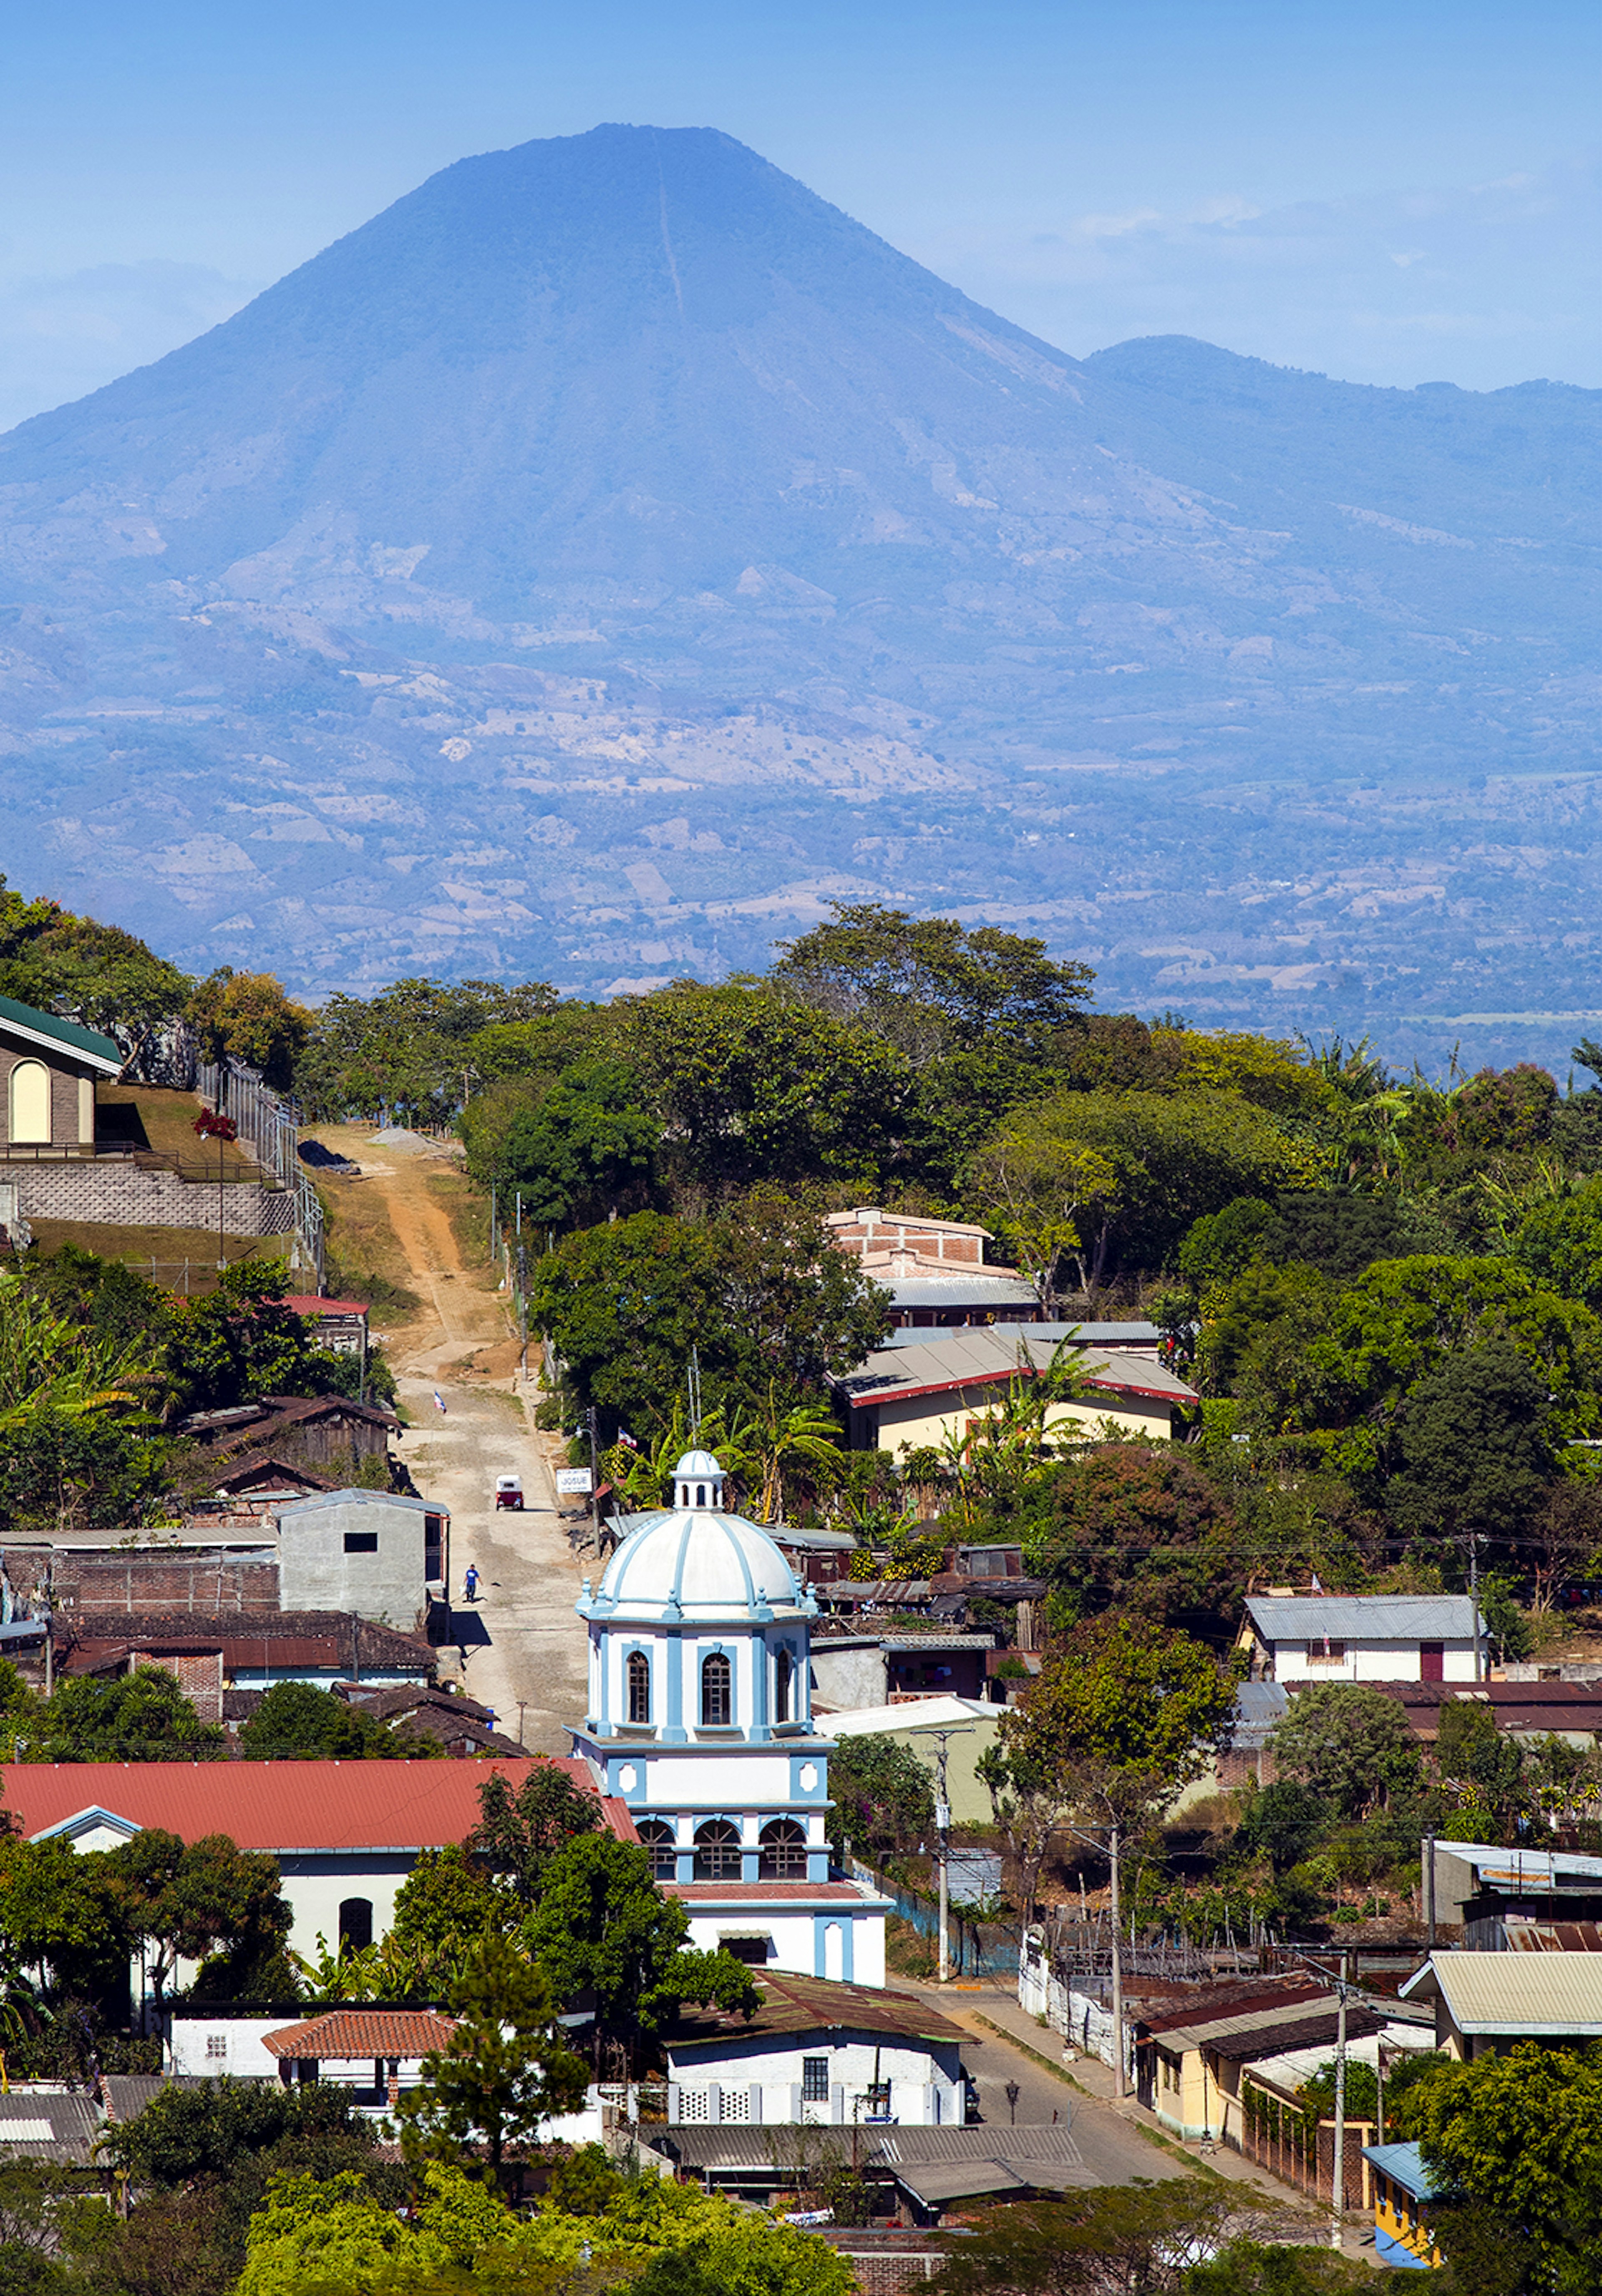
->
[0,125,1596,1061]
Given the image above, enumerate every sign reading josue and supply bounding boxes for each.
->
[556,1467,594,1495]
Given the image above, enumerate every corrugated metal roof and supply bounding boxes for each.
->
[1403,1951,1602,2033]
[887,1321,1164,1351]
[2,1757,613,1853]
[1432,1841,1602,1885]
[263,2010,456,2059]
[1362,2142,1444,2201]
[0,993,121,1071]
[669,1972,965,2053]
[841,1332,1197,1408]
[0,2090,102,2163]
[1245,1595,1483,1641]
[879,1275,1040,1308]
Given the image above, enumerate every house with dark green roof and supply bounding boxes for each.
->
[0,993,121,1157]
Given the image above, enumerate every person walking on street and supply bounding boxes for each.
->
[463,1563,480,1603]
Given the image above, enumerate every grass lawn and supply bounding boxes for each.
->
[97,1083,270,1180]
[303,1124,424,1327]
[26,1220,290,1296]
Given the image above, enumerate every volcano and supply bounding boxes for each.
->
[0,126,1597,1062]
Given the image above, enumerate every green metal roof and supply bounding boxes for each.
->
[0,994,122,1071]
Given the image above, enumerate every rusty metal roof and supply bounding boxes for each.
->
[669,1971,965,2052]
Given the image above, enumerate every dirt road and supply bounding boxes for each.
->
[319,1127,590,1753]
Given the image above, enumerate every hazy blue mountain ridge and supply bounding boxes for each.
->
[0,124,1596,1069]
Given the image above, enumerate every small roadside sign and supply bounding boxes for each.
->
[556,1467,594,1495]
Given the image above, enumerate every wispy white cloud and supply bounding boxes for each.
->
[0,262,258,434]
[919,157,1602,389]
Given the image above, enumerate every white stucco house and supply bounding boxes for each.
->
[0,1757,635,1996]
[664,1970,967,2127]
[1238,1594,1487,1685]
[571,1450,890,1986]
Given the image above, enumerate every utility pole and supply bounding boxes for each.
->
[931,1730,954,1984]
[1468,1534,1484,1681]
[586,1406,600,1545]
[1108,1821,1126,2099]
[1424,1830,1437,1949]
[1329,1952,1350,2251]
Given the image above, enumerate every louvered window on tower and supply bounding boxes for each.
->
[627,1649,650,1723]
[694,1819,742,1879]
[759,1818,806,1879]
[637,1820,676,1880]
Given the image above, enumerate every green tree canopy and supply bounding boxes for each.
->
[1513,1174,1602,1315]
[32,1666,224,1764]
[395,1934,589,2180]
[164,1259,381,1412]
[969,1091,1328,1282]
[927,2181,1235,2296]
[103,2074,377,2190]
[992,1444,1240,1638]
[527,1834,758,2057]
[1384,1340,1554,1552]
[531,1200,888,1436]
[392,1844,515,1957]
[773,900,1094,1067]
[0,876,192,1055]
[185,968,314,1090]
[1410,2042,1602,2296]
[472,1764,603,1905]
[490,1056,660,1227]
[295,977,561,1124]
[622,979,910,1193]
[998,1615,1240,1827]
[824,1733,936,1861]
[1267,1684,1422,1822]
[111,1827,291,2004]
[238,1682,433,1763]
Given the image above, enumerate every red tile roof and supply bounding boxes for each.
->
[665,1882,880,1903]
[0,1757,635,1852]
[262,2009,455,2059]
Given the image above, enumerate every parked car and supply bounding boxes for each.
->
[494,1475,524,1511]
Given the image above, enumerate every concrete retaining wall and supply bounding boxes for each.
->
[8,1161,293,1236]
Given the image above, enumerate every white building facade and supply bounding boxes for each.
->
[1239,1595,1486,1685]
[572,1452,888,1985]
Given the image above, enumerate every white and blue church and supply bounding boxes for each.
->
[571,1451,889,1986]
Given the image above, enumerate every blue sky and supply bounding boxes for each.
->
[0,0,1596,429]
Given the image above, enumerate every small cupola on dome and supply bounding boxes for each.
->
[674,1449,725,1511]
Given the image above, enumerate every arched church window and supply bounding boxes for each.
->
[627,1650,650,1724]
[774,1647,793,1724]
[696,1484,707,1507]
[700,1651,732,1727]
[637,1820,677,1881]
[759,1818,807,1880]
[9,1061,49,1146]
[338,1897,373,1954]
[694,1819,742,1879]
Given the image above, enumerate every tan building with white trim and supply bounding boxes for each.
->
[835,1328,1197,1455]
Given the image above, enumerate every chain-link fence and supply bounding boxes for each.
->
[196,1054,324,1283]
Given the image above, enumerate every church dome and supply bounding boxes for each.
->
[583,1453,804,1623]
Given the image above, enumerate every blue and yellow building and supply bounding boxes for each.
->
[1361,2141,1443,2270]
